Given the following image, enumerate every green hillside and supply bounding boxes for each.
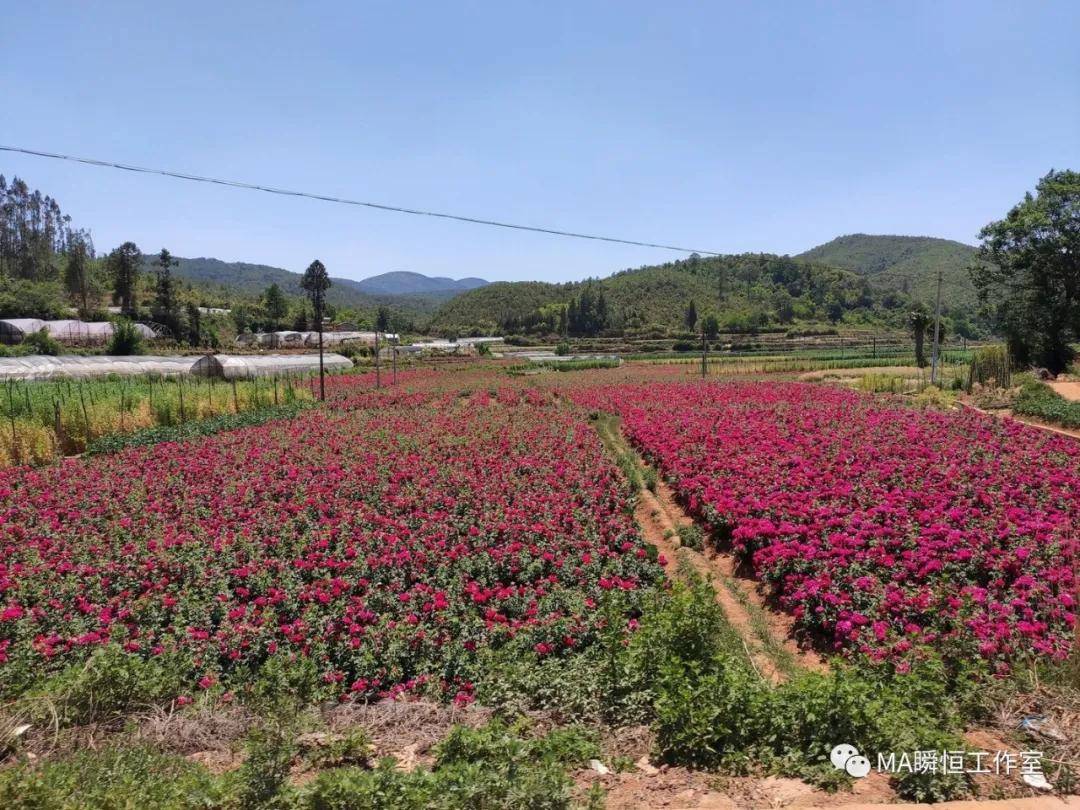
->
[159,257,447,322]
[796,234,978,308]
[428,253,921,336]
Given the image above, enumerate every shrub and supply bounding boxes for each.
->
[21,328,62,356]
[967,345,1011,391]
[107,318,144,355]
[676,524,704,550]
[555,341,571,356]
[0,745,225,809]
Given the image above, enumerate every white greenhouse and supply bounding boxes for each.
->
[190,353,353,380]
[0,354,202,382]
[0,319,48,344]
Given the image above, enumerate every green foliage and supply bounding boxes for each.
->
[305,728,373,770]
[84,402,310,456]
[0,745,226,809]
[675,524,704,550]
[798,233,980,309]
[966,345,1012,391]
[555,341,571,356]
[429,252,923,337]
[8,644,192,725]
[303,724,595,810]
[106,241,141,315]
[1012,378,1080,429]
[233,726,298,809]
[106,318,145,355]
[21,328,62,356]
[972,170,1080,373]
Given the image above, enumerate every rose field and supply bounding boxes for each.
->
[0,374,661,702]
[572,380,1079,672]
[1,366,1078,806]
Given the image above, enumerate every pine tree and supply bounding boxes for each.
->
[684,300,698,332]
[152,248,181,337]
[108,242,141,315]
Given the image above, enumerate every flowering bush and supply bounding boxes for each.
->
[572,381,1078,671]
[0,381,659,701]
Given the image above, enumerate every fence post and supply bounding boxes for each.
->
[7,382,17,464]
[78,383,90,443]
[179,378,186,423]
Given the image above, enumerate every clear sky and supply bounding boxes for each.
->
[2,1,1077,283]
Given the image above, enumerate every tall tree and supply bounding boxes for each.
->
[108,241,141,315]
[152,248,181,337]
[375,305,391,333]
[185,302,202,346]
[263,283,289,328]
[909,307,931,368]
[301,260,331,400]
[684,300,698,332]
[63,233,93,313]
[971,169,1080,373]
[700,313,720,378]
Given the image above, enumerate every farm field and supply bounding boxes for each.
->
[0,364,1077,808]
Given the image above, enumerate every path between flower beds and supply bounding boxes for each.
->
[595,416,829,682]
[957,401,1080,442]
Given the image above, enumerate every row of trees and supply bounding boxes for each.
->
[0,175,91,281]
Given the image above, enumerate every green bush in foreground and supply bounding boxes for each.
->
[0,723,601,810]
[1,576,979,806]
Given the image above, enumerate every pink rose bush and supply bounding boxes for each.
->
[572,381,1078,671]
[0,380,658,699]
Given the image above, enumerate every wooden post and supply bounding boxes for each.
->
[317,316,326,401]
[178,378,185,423]
[930,268,944,386]
[78,384,90,441]
[701,329,706,379]
[53,398,62,453]
[232,378,239,413]
[7,382,17,464]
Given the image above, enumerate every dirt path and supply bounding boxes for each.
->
[958,401,1080,442]
[1048,379,1080,403]
[596,415,828,681]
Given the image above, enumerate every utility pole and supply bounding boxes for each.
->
[701,328,707,379]
[930,268,943,386]
[317,318,325,401]
[375,329,381,389]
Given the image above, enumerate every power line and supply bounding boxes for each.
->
[0,144,722,256]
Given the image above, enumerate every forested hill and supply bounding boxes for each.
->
[427,253,940,336]
[796,234,979,308]
[160,257,478,320]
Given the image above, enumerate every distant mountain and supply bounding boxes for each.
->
[354,271,488,297]
[158,257,482,322]
[796,234,979,308]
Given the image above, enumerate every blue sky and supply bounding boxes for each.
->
[2,1,1077,283]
